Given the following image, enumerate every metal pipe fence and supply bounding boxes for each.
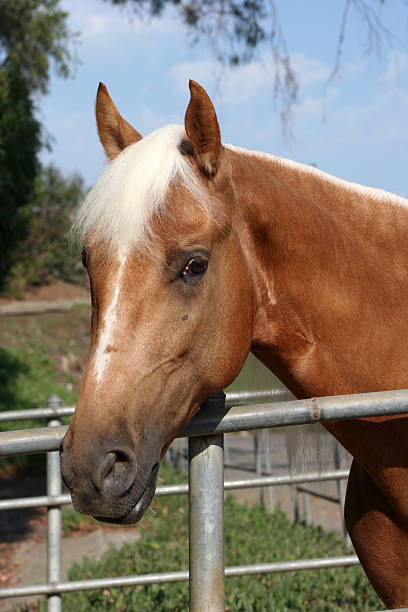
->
[0,388,292,424]
[1,388,408,610]
[46,396,62,612]
[2,387,408,455]
[0,468,350,511]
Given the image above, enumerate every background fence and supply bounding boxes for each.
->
[2,388,408,611]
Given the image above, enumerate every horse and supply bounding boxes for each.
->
[60,80,408,608]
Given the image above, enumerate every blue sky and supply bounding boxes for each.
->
[39,0,408,197]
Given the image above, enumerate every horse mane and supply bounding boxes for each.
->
[73,124,211,252]
[227,144,408,210]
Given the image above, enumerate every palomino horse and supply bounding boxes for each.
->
[61,80,408,608]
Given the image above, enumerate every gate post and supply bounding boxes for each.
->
[46,395,62,612]
[188,392,225,612]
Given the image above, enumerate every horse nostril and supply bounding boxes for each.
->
[97,447,137,496]
[102,451,128,480]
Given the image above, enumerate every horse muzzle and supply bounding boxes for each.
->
[60,431,160,524]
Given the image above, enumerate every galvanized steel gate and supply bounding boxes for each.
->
[2,388,408,611]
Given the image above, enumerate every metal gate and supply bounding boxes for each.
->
[1,388,408,611]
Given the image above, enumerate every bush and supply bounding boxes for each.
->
[0,342,77,469]
[36,461,382,611]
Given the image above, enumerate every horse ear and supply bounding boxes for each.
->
[96,83,142,160]
[184,80,221,177]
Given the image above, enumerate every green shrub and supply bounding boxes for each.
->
[36,461,382,611]
[0,342,76,469]
[0,342,76,420]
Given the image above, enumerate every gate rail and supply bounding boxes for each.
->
[1,388,408,611]
[2,387,408,455]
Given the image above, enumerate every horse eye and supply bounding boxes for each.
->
[180,255,208,279]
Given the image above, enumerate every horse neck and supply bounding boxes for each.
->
[228,147,408,398]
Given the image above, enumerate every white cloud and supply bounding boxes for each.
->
[169,52,332,108]
[290,53,331,88]
[379,50,408,86]
[295,86,339,122]
[65,0,133,39]
[342,56,368,80]
[170,60,219,94]
[333,85,408,141]
[63,0,184,59]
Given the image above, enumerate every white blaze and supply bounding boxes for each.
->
[93,251,127,383]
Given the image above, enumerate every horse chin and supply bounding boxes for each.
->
[94,463,159,525]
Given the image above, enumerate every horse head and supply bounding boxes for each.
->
[60,81,254,523]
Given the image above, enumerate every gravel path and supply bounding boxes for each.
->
[0,298,89,317]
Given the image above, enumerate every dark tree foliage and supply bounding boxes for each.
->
[0,0,77,291]
[0,0,76,94]
[7,165,86,293]
[0,64,41,290]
